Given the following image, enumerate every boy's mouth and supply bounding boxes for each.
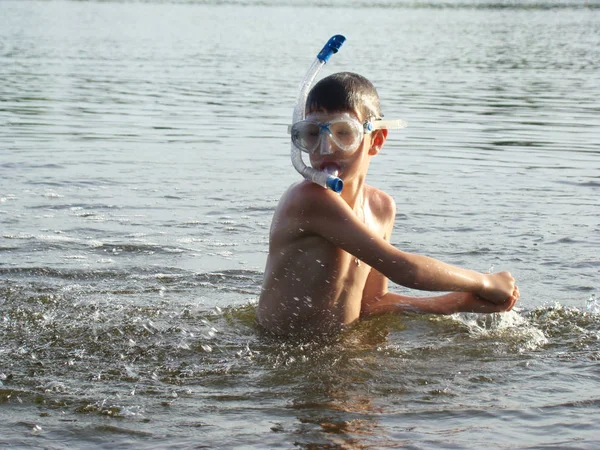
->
[320,162,341,177]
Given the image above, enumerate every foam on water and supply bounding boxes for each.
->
[450,309,549,351]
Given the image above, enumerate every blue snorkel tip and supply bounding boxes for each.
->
[326,176,344,193]
[317,35,346,62]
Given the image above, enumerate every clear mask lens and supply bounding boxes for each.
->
[291,119,363,154]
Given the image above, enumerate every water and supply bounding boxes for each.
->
[1,0,599,448]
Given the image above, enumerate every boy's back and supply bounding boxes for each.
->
[257,180,396,336]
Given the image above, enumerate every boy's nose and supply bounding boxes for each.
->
[318,135,335,155]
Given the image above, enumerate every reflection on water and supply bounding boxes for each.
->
[1,0,599,448]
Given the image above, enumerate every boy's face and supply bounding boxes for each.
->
[306,108,383,182]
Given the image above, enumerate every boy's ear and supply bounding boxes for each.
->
[368,129,388,156]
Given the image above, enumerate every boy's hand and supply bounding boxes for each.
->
[479,271,517,305]
[457,286,519,313]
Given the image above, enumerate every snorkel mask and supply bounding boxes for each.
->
[290,35,407,193]
[290,113,407,155]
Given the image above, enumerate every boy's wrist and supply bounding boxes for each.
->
[477,273,490,296]
[440,293,461,315]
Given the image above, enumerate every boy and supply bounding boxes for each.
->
[257,72,519,336]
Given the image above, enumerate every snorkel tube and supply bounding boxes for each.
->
[291,35,345,194]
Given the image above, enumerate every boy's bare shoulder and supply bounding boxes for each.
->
[269,181,357,254]
[282,180,327,200]
[365,184,396,224]
[278,181,343,215]
[275,182,395,234]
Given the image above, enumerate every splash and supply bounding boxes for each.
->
[527,302,600,352]
[586,294,600,314]
[450,309,549,351]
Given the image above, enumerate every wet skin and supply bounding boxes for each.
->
[257,109,519,336]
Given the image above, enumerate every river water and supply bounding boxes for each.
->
[1,0,599,448]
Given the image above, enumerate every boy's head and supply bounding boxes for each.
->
[306,72,382,121]
[299,72,389,181]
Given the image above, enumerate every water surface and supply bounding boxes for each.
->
[1,0,599,448]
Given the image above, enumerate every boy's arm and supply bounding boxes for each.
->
[362,289,519,316]
[299,184,516,304]
[360,199,519,316]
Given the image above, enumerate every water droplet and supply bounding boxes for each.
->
[586,294,599,313]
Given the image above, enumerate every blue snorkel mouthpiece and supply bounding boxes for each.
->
[291,35,346,193]
[326,176,344,193]
[317,35,346,62]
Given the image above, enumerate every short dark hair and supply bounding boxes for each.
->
[306,72,382,120]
